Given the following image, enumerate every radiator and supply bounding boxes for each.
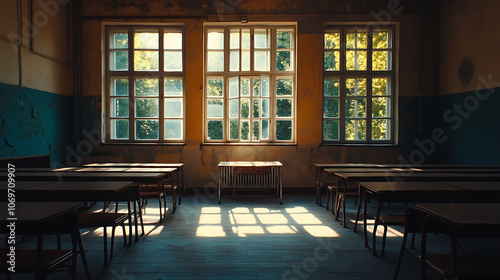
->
[80,155,115,165]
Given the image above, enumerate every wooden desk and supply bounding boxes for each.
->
[218,161,283,204]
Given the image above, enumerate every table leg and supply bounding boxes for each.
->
[218,166,222,204]
[279,166,283,204]
[372,200,383,256]
[353,186,363,233]
[363,189,369,248]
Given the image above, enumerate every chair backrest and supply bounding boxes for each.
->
[234,166,271,175]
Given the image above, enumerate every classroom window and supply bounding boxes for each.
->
[205,25,296,143]
[105,26,184,142]
[323,26,395,143]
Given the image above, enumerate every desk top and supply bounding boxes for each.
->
[416,203,500,226]
[0,202,83,222]
[359,181,460,193]
[442,182,500,191]
[75,167,177,173]
[0,172,165,182]
[0,181,48,190]
[218,161,283,167]
[84,162,183,168]
[331,172,500,182]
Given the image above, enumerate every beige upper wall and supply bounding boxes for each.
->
[439,0,500,95]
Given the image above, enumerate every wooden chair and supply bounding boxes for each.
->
[378,214,406,256]
[139,179,166,222]
[232,166,271,199]
[334,180,360,227]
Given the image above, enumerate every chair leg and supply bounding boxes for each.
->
[122,223,127,246]
[381,224,388,256]
[172,189,177,213]
[342,195,347,227]
[103,227,109,267]
[335,195,342,221]
[110,225,116,261]
[326,188,330,211]
[330,190,335,214]
[158,198,163,222]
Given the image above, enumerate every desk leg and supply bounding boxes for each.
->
[126,188,135,245]
[77,231,92,280]
[218,166,222,204]
[279,166,283,205]
[372,201,383,256]
[316,167,321,206]
[353,187,363,233]
[363,189,369,248]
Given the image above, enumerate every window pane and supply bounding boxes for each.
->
[345,98,366,118]
[134,32,159,49]
[110,32,128,49]
[276,79,293,96]
[242,29,250,49]
[254,50,270,71]
[346,78,366,96]
[262,76,270,97]
[165,98,183,118]
[165,119,182,140]
[345,120,366,141]
[164,51,183,71]
[346,50,367,70]
[207,99,223,118]
[134,51,159,71]
[207,78,223,97]
[372,97,390,117]
[323,99,339,118]
[324,32,340,49]
[277,51,291,71]
[262,119,269,140]
[207,51,224,71]
[241,78,250,96]
[252,120,260,141]
[372,119,389,140]
[230,50,239,71]
[165,78,183,96]
[207,120,223,140]
[240,99,250,118]
[253,79,260,96]
[136,120,159,140]
[111,98,129,117]
[323,120,339,141]
[229,120,239,140]
[276,120,292,141]
[110,51,128,71]
[135,78,159,96]
[111,119,129,140]
[277,31,292,48]
[135,99,159,118]
[323,51,339,71]
[372,78,389,96]
[230,30,240,49]
[208,31,224,49]
[276,98,292,117]
[229,99,239,118]
[372,51,391,71]
[323,78,339,97]
[242,50,250,71]
[229,77,238,98]
[255,29,269,49]
[253,99,260,118]
[346,32,367,49]
[373,31,390,49]
[164,32,182,49]
[240,120,250,140]
[111,78,129,96]
[261,99,269,118]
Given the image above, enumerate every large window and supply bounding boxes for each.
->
[204,25,296,143]
[323,25,396,143]
[105,26,184,142]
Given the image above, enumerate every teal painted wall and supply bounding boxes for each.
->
[0,82,75,166]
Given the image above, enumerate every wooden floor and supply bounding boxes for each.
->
[10,192,452,280]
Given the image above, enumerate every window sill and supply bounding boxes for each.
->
[202,142,297,146]
[100,142,186,146]
[320,143,399,147]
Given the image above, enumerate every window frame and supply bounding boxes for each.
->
[204,24,297,144]
[104,25,185,143]
[322,24,397,144]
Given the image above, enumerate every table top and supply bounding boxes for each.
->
[359,181,460,193]
[315,163,500,169]
[0,181,48,190]
[75,167,177,173]
[218,161,283,167]
[0,202,83,222]
[416,203,500,226]
[84,162,184,168]
[442,182,500,191]
[0,172,165,182]
[331,171,500,182]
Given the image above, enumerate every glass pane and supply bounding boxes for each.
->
[136,120,159,140]
[323,99,339,118]
[323,51,339,71]
[111,78,128,96]
[241,78,250,96]
[134,32,158,49]
[276,79,293,96]
[230,50,239,71]
[134,51,159,71]
[372,78,390,96]
[135,98,159,118]
[111,119,129,140]
[373,51,391,71]
[229,120,239,140]
[230,30,240,49]
[229,77,239,98]
[229,99,239,118]
[135,78,159,96]
[345,98,366,118]
[254,50,270,71]
[262,76,270,97]
[242,50,250,71]
[261,99,269,118]
[165,78,183,96]
[165,119,182,140]
[110,98,129,117]
[207,99,223,118]
[253,99,260,118]
[111,51,128,71]
[372,97,390,117]
[346,32,367,49]
[276,98,292,117]
[164,32,182,49]
[323,78,339,97]
[207,51,224,71]
[277,31,292,49]
[207,31,224,49]
[255,29,269,49]
[262,119,269,140]
[372,119,389,140]
[242,29,250,49]
[276,120,292,141]
[164,51,182,71]
[346,78,366,96]
[252,120,260,141]
[207,120,223,140]
[276,51,291,71]
[253,79,260,96]
[323,120,339,141]
[240,120,250,141]
[240,98,250,118]
[346,50,367,71]
[373,31,390,49]
[111,32,128,49]
[207,78,223,97]
[324,32,340,49]
[345,120,366,141]
[165,98,183,118]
